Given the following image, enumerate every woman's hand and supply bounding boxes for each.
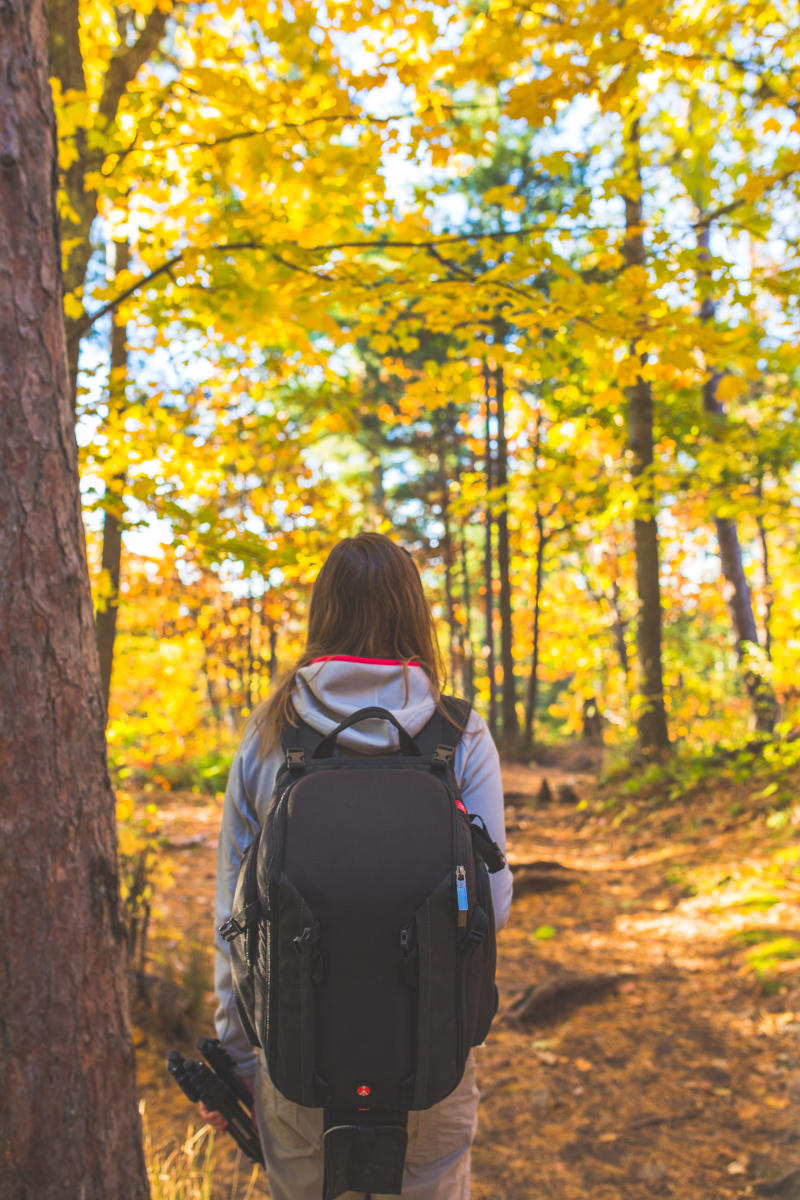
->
[198,1075,253,1133]
[198,1101,229,1132]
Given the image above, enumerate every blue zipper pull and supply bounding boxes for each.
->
[456,865,468,928]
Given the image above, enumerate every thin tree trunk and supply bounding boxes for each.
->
[755,503,773,662]
[459,523,475,702]
[494,361,518,741]
[370,448,386,515]
[0,4,148,1193]
[482,362,498,736]
[203,651,224,733]
[47,0,169,398]
[268,621,279,682]
[523,507,546,749]
[622,119,670,754]
[609,574,631,679]
[47,0,90,394]
[696,220,777,731]
[246,587,256,711]
[438,432,459,688]
[581,562,630,684]
[96,236,129,718]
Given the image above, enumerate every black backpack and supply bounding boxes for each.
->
[219,698,505,1199]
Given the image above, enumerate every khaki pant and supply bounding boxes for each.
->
[254,1053,480,1200]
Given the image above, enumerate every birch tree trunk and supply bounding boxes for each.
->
[696,219,777,733]
[0,3,149,1193]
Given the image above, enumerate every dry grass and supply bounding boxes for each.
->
[141,1102,261,1200]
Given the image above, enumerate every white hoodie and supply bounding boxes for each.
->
[213,657,514,1079]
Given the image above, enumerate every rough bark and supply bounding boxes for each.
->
[96,237,130,717]
[0,4,149,1195]
[622,122,670,754]
[494,362,519,741]
[696,220,777,733]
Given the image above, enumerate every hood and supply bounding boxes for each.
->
[291,656,437,752]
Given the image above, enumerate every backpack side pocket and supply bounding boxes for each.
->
[270,872,320,1107]
[411,871,464,1109]
[470,856,498,1047]
[222,834,263,1048]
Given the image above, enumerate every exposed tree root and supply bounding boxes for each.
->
[506,971,634,1023]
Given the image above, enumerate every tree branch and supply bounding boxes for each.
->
[658,47,799,116]
[66,228,546,342]
[164,102,481,151]
[98,3,173,127]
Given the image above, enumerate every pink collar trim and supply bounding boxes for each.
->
[309,655,422,667]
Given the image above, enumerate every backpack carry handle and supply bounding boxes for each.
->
[313,706,422,758]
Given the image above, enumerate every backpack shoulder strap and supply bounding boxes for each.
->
[413,694,472,759]
[278,703,326,768]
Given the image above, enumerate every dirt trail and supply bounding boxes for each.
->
[136,754,800,1199]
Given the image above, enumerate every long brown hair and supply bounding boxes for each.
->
[250,532,445,755]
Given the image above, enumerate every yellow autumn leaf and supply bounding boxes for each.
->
[63,291,84,320]
[715,375,748,403]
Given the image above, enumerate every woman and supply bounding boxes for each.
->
[205,532,513,1199]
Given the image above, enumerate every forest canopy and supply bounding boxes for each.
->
[51,0,800,769]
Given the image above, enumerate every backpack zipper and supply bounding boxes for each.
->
[455,865,468,929]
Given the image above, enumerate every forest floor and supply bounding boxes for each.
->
[134,745,800,1200]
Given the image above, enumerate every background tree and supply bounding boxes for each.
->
[0,2,148,1194]
[53,0,800,785]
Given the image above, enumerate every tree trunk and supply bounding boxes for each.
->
[482,363,498,735]
[622,120,670,754]
[246,588,256,712]
[47,0,170,399]
[523,507,546,749]
[582,556,630,683]
[96,237,130,718]
[438,432,459,688]
[47,0,92,395]
[696,220,777,733]
[755,504,773,662]
[459,523,475,702]
[609,573,631,680]
[494,362,518,741]
[0,4,149,1195]
[268,620,279,682]
[203,651,224,733]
